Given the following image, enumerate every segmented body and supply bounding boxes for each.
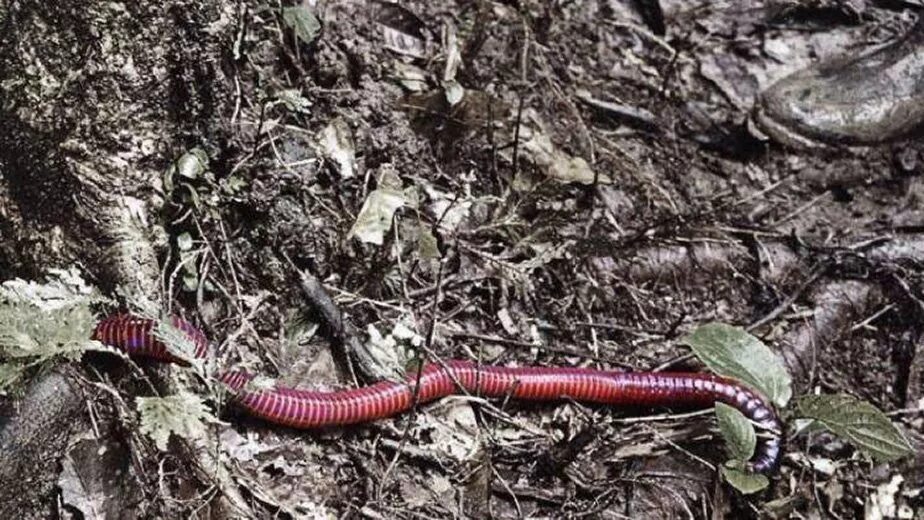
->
[93,314,783,474]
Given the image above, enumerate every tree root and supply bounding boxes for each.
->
[0,369,84,518]
[776,281,881,386]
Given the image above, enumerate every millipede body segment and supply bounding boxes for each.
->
[93,314,783,474]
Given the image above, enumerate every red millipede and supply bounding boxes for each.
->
[93,313,783,474]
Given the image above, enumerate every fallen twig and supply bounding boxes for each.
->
[280,251,394,382]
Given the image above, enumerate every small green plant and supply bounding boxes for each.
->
[137,391,215,451]
[683,323,913,494]
[281,5,321,45]
[0,268,114,395]
[127,314,225,450]
[796,394,911,463]
[0,269,221,450]
[162,148,230,294]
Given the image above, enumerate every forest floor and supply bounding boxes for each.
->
[2,0,924,518]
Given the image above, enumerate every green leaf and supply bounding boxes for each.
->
[721,466,769,494]
[417,225,441,259]
[176,232,194,252]
[797,394,913,462]
[0,301,98,361]
[137,392,214,451]
[792,418,827,436]
[0,268,106,382]
[715,402,757,461]
[277,89,312,113]
[443,80,464,106]
[176,148,208,180]
[182,272,198,292]
[682,323,792,407]
[282,6,321,45]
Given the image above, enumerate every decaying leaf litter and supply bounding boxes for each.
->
[0,0,922,518]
